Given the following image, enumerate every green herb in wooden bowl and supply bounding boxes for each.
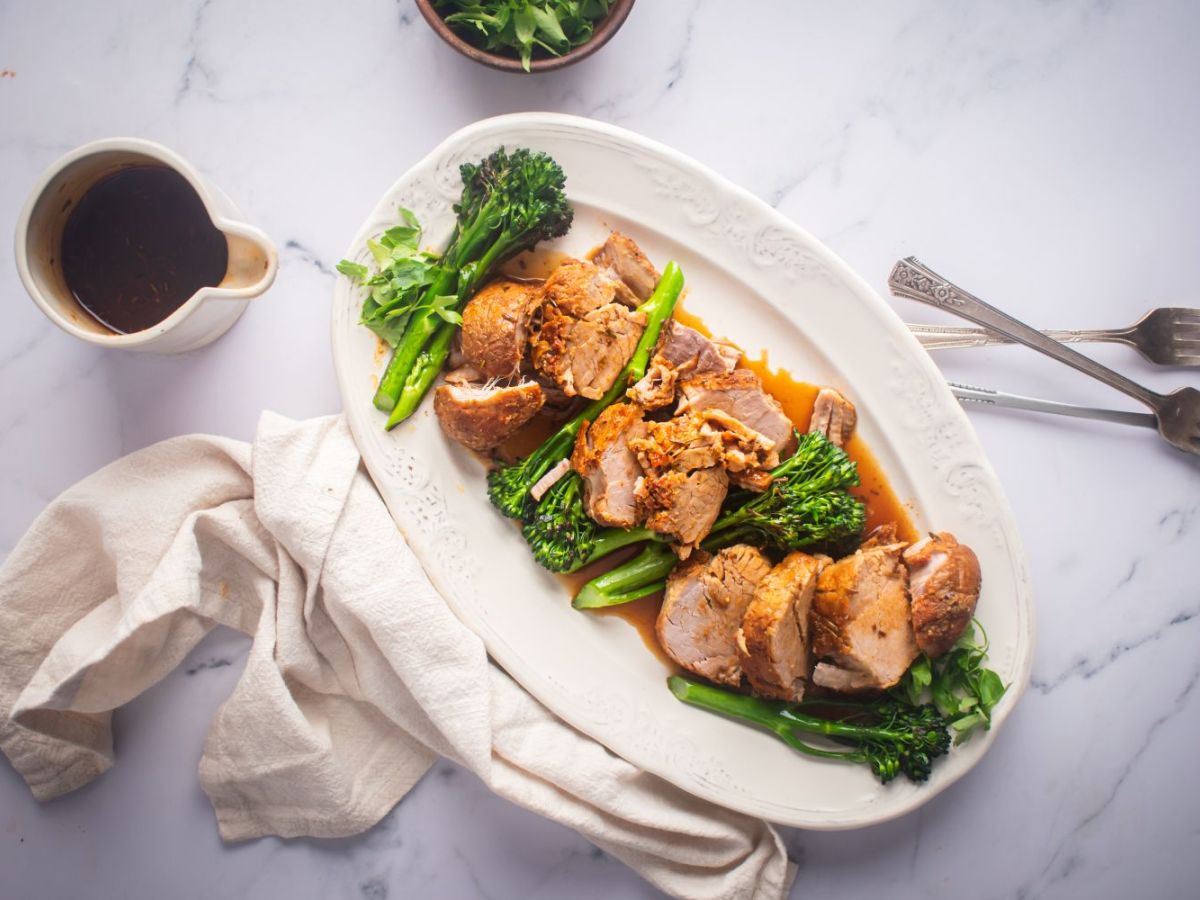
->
[421,0,633,72]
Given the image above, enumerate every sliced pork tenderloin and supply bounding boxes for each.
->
[592,231,659,301]
[638,466,729,549]
[902,532,981,658]
[737,552,830,702]
[538,256,636,316]
[810,538,917,692]
[460,277,542,380]
[434,381,544,452]
[678,369,797,458]
[570,402,647,528]
[627,406,778,550]
[808,387,857,449]
[656,545,773,685]
[630,408,778,491]
[628,320,740,410]
[530,255,647,400]
[533,302,647,400]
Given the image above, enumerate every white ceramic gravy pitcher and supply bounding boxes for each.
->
[15,138,277,353]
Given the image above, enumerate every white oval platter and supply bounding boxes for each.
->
[331,113,1034,829]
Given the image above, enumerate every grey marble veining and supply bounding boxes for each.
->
[2,1,1199,898]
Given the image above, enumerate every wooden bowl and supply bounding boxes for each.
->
[415,0,636,73]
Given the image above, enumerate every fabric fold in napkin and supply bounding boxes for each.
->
[0,412,794,900]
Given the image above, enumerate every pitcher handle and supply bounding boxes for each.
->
[207,220,278,299]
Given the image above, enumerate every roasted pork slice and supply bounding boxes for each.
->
[570,402,647,528]
[460,277,542,380]
[532,302,647,400]
[810,539,917,692]
[808,387,857,449]
[629,412,726,475]
[592,231,659,301]
[737,552,829,701]
[628,320,740,410]
[434,381,544,452]
[539,256,637,316]
[639,466,729,548]
[656,545,773,685]
[702,408,779,476]
[679,369,797,458]
[903,532,981,658]
[630,408,778,484]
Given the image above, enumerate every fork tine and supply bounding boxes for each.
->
[1173,326,1200,338]
[1175,313,1200,326]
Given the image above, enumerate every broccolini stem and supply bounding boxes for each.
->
[572,543,677,608]
[373,265,458,412]
[564,525,658,573]
[621,262,685,384]
[572,517,759,607]
[387,320,459,428]
[667,676,869,762]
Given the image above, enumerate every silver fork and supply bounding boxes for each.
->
[909,307,1200,365]
[889,258,1200,457]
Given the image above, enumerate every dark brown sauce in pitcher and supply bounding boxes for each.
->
[60,166,228,333]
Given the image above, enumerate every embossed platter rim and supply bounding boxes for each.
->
[331,113,1034,829]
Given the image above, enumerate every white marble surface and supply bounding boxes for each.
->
[2,1,1199,897]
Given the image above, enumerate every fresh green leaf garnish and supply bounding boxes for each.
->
[892,619,1008,744]
[341,208,441,348]
[434,0,613,71]
[336,260,369,281]
[366,238,392,267]
[430,295,464,325]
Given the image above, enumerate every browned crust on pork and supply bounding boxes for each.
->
[460,278,542,380]
[738,552,829,701]
[433,381,544,451]
[903,532,981,658]
[570,402,647,528]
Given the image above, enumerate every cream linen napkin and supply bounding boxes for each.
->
[0,412,794,900]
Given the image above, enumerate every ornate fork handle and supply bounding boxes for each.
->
[889,258,1163,410]
[910,324,1137,350]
